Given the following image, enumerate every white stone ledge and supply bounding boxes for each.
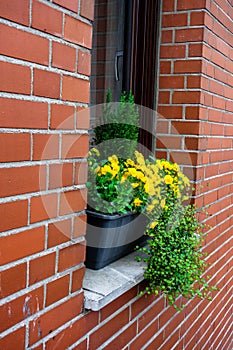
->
[83,250,146,311]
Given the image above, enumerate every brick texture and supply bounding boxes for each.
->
[1,0,232,349]
[0,0,92,348]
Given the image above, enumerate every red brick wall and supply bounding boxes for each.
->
[0,0,92,348]
[0,0,232,349]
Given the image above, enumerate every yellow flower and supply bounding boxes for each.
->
[95,166,100,173]
[147,204,154,212]
[91,148,100,156]
[134,198,143,206]
[150,221,158,229]
[164,175,173,185]
[132,183,139,188]
[161,199,166,208]
[101,165,112,175]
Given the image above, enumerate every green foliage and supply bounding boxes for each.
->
[137,183,217,310]
[93,90,139,159]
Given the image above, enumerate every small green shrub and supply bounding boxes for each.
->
[93,90,139,159]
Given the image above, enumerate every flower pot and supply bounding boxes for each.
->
[85,210,148,270]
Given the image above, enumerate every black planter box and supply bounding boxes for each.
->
[85,210,148,270]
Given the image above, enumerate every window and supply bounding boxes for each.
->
[90,0,161,154]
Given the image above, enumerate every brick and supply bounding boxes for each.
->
[0,326,26,350]
[46,274,70,306]
[71,266,86,293]
[0,263,27,298]
[64,15,92,49]
[29,292,84,345]
[49,162,73,189]
[160,76,184,89]
[0,23,49,65]
[104,322,137,350]
[0,0,29,25]
[143,331,164,350]
[45,311,98,350]
[33,134,60,160]
[58,242,86,272]
[50,104,75,130]
[162,0,174,12]
[76,107,90,130]
[59,188,87,216]
[174,60,202,73]
[161,30,173,43]
[0,200,28,232]
[209,80,224,96]
[89,308,130,350]
[32,0,62,37]
[190,11,205,25]
[30,193,58,223]
[160,61,171,74]
[158,106,182,119]
[138,298,164,332]
[53,0,78,13]
[80,0,95,21]
[48,219,72,247]
[130,319,160,350]
[0,165,46,197]
[29,252,56,285]
[156,135,182,150]
[78,50,91,76]
[158,91,170,104]
[52,42,76,72]
[162,13,187,27]
[187,76,201,88]
[160,45,186,58]
[160,330,179,350]
[0,226,45,265]
[170,151,198,166]
[72,339,88,350]
[0,286,43,333]
[175,28,204,43]
[177,0,206,10]
[0,98,48,129]
[34,69,60,99]
[156,119,169,133]
[100,287,137,321]
[73,214,87,239]
[171,121,200,135]
[0,133,30,162]
[131,293,158,319]
[62,75,90,103]
[172,91,201,104]
[0,61,31,94]
[61,134,89,159]
[74,162,88,185]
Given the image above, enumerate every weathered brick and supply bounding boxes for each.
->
[64,15,92,49]
[32,0,63,37]
[0,263,27,298]
[29,252,56,285]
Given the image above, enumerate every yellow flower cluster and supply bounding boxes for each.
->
[88,148,191,214]
[98,155,120,178]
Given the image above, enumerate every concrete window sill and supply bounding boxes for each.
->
[83,250,146,311]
